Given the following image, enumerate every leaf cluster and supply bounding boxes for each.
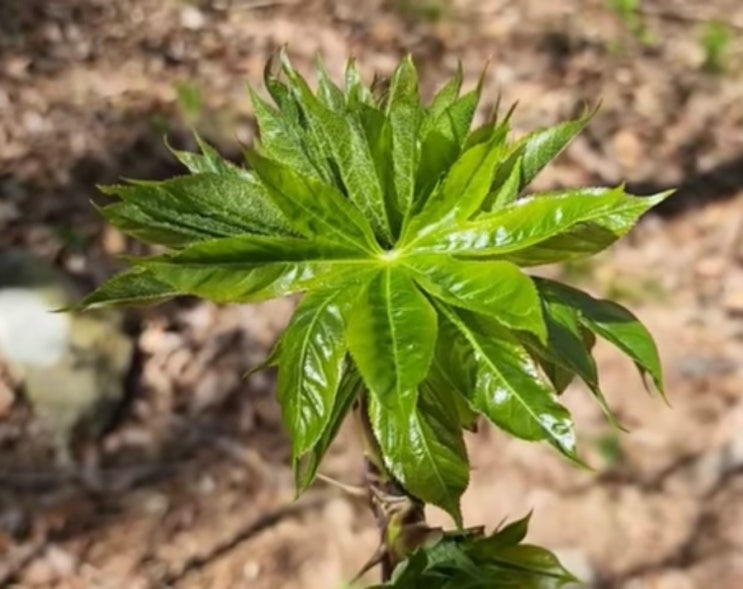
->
[372,514,578,589]
[81,52,670,523]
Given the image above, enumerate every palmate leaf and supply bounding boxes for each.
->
[81,54,671,576]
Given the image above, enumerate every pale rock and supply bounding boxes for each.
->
[723,289,743,315]
[612,129,644,170]
[693,256,726,279]
[552,547,595,587]
[180,6,206,31]
[0,251,133,461]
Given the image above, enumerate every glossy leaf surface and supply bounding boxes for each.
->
[407,255,546,341]
[346,268,437,412]
[537,279,664,395]
[438,304,580,462]
[369,384,469,523]
[277,289,349,465]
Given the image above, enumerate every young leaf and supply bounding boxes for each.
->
[295,363,361,493]
[346,268,438,412]
[74,266,180,309]
[414,186,670,262]
[247,151,379,252]
[386,56,423,224]
[369,384,469,525]
[277,289,349,466]
[278,55,393,244]
[407,256,547,342]
[344,57,372,106]
[373,515,578,589]
[167,133,238,176]
[518,109,594,186]
[102,172,294,243]
[248,84,326,182]
[437,303,581,462]
[315,56,346,111]
[415,84,481,205]
[427,63,462,120]
[138,234,372,303]
[403,127,508,238]
[489,153,523,210]
[537,279,664,396]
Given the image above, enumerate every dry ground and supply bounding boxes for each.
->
[1,1,743,587]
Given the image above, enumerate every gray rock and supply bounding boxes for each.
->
[0,251,133,462]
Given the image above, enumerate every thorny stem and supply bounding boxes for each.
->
[353,395,439,582]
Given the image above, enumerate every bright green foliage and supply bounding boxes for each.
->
[81,53,670,528]
[371,513,579,588]
[700,21,732,74]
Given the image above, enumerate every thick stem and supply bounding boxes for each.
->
[353,396,430,582]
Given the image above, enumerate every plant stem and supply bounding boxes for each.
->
[354,396,429,582]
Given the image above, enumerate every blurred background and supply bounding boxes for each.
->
[1,0,743,587]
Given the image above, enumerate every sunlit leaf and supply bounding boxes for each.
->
[247,151,379,252]
[75,266,179,309]
[407,256,546,341]
[369,383,469,524]
[295,363,361,493]
[437,304,581,462]
[139,234,372,303]
[415,186,671,263]
[277,288,349,467]
[346,268,437,412]
[537,279,664,396]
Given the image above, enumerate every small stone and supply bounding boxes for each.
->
[243,560,261,580]
[723,289,743,315]
[612,129,644,170]
[102,226,127,255]
[180,6,206,31]
[45,545,77,577]
[552,548,594,587]
[694,256,726,279]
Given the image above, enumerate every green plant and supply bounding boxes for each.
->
[79,53,671,586]
[700,20,732,73]
[175,80,205,124]
[394,0,446,23]
[605,0,655,47]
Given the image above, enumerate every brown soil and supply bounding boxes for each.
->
[1,1,743,587]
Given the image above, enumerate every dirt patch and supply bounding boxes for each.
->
[1,1,743,587]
